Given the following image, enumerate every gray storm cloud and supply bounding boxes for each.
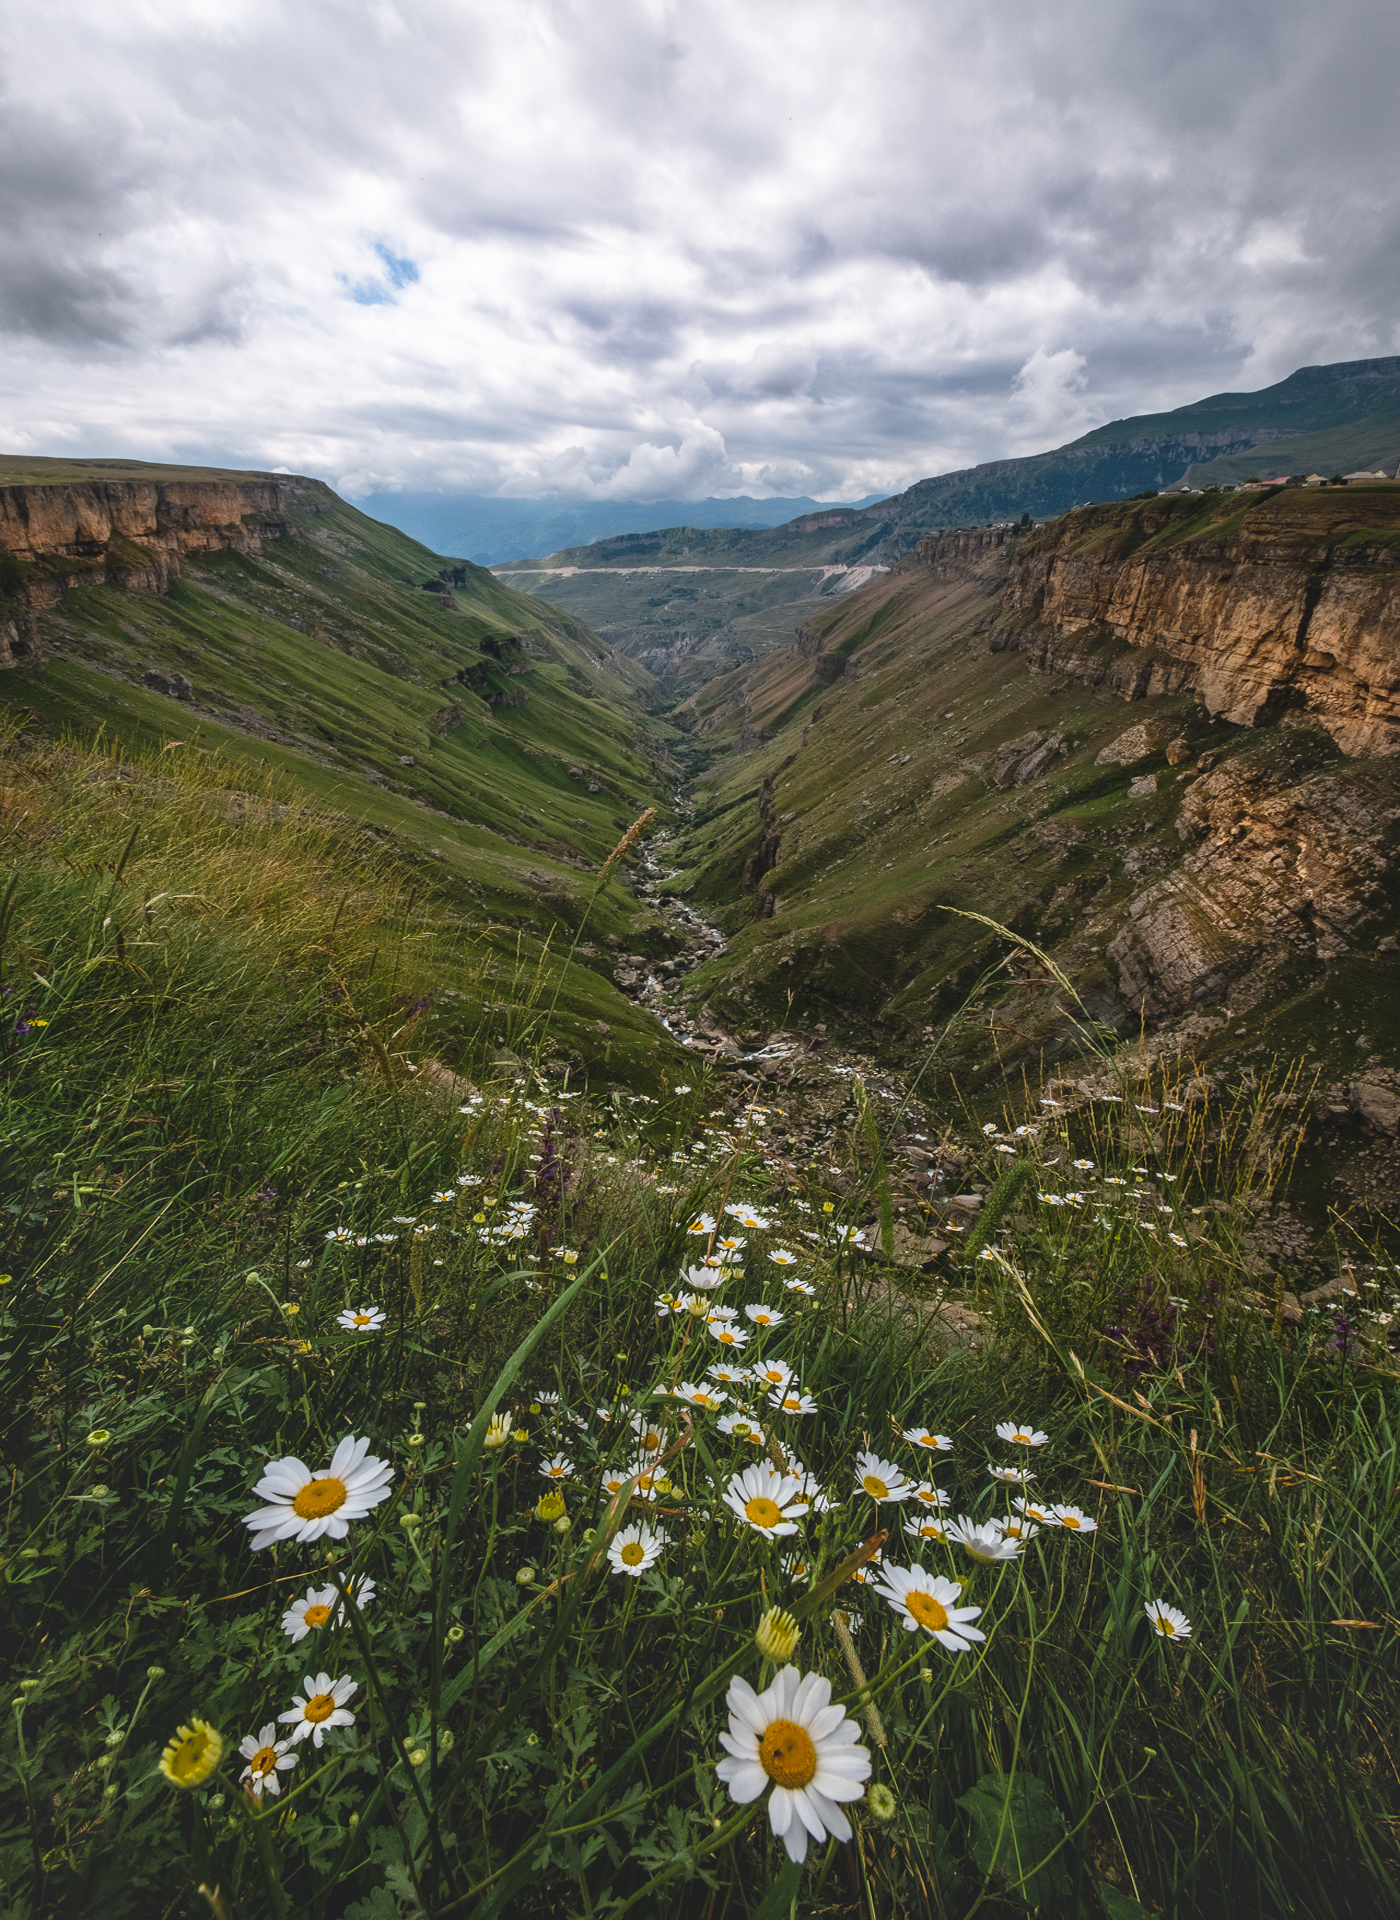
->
[2,0,1399,499]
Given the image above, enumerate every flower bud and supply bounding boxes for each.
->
[445,1624,465,1645]
[865,1783,897,1825]
[553,1516,572,1535]
[408,1749,427,1767]
[755,1607,800,1663]
[400,1512,424,1530]
[535,1491,565,1523]
[86,1430,111,1449]
[406,1433,426,1448]
[483,1412,512,1448]
[516,1566,536,1586]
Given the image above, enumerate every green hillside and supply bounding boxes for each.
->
[0,468,699,1087]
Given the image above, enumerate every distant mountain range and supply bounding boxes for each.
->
[486,356,1400,677]
[510,356,1400,575]
[353,491,884,566]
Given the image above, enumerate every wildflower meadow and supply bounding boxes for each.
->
[3,732,1400,1919]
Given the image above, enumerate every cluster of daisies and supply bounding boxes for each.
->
[165,1438,395,1799]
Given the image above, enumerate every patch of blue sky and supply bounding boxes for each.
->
[342,242,420,306]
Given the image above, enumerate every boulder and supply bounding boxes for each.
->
[991,729,1063,787]
[1096,723,1158,766]
[1350,1081,1400,1134]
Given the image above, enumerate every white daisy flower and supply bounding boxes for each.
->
[998,1515,1041,1542]
[600,1467,630,1497]
[903,1427,953,1453]
[1013,1495,1052,1524]
[723,1464,810,1537]
[911,1482,949,1509]
[718,1411,766,1445]
[1050,1503,1098,1536]
[904,1515,950,1543]
[608,1522,665,1577]
[769,1387,818,1416]
[783,1277,818,1296]
[995,1422,1049,1447]
[280,1576,375,1642]
[278,1672,357,1747]
[714,1235,747,1255]
[715,1666,871,1863]
[767,1248,799,1266]
[238,1724,298,1798]
[1144,1598,1192,1640]
[707,1362,750,1385]
[854,1451,915,1504]
[684,1264,725,1291]
[989,1465,1034,1485]
[538,1454,575,1482]
[243,1436,394,1551]
[751,1359,792,1390]
[432,1190,456,1204]
[744,1303,786,1329]
[685,1214,717,1236]
[871,1564,986,1653]
[946,1517,1021,1563]
[630,1460,666,1502]
[628,1412,667,1455]
[671,1381,728,1411]
[336,1305,385,1333]
[708,1321,750,1350]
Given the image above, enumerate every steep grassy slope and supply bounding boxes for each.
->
[0,464,697,1085]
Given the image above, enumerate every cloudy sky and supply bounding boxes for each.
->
[3,0,1400,503]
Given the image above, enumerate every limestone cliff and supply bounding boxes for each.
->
[0,473,296,614]
[994,486,1400,756]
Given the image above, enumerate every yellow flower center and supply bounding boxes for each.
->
[718,1329,736,1344]
[251,1744,278,1777]
[916,1436,936,1447]
[782,1397,799,1410]
[292,1477,348,1520]
[641,1430,661,1450]
[745,1496,782,1529]
[863,1475,890,1500]
[906,1590,950,1633]
[636,1471,655,1491]
[302,1603,332,1631]
[620,1541,645,1566]
[353,1314,372,1326]
[304,1692,337,1724]
[1060,1514,1081,1530]
[758,1718,818,1789]
[1157,1616,1175,1636]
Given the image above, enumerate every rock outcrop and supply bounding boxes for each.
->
[0,475,295,616]
[997,488,1400,756]
[1107,750,1399,1017]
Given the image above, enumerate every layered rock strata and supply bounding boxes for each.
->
[1107,752,1399,1018]
[994,490,1400,756]
[0,477,294,614]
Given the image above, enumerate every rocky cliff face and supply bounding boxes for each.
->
[0,475,295,613]
[996,487,1400,756]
